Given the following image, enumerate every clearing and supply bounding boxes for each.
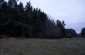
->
[0,38,85,55]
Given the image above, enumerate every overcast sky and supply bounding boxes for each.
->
[6,0,85,33]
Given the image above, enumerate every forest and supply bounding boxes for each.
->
[0,0,85,39]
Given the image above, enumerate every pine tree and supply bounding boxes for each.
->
[81,28,85,37]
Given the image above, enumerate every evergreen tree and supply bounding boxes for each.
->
[0,0,77,39]
[56,20,66,38]
[18,2,24,12]
[81,28,85,37]
[66,29,77,38]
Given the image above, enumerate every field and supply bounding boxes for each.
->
[0,38,85,55]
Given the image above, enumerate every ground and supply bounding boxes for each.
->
[0,38,85,55]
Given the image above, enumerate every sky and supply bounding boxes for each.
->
[6,0,85,33]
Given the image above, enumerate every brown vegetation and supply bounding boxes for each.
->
[0,38,85,55]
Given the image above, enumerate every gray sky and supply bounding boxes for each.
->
[6,0,85,33]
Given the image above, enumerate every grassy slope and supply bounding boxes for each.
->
[0,38,85,55]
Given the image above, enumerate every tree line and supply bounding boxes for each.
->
[0,0,84,39]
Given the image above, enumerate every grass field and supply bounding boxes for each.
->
[0,38,85,55]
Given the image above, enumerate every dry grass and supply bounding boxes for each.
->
[0,38,85,55]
